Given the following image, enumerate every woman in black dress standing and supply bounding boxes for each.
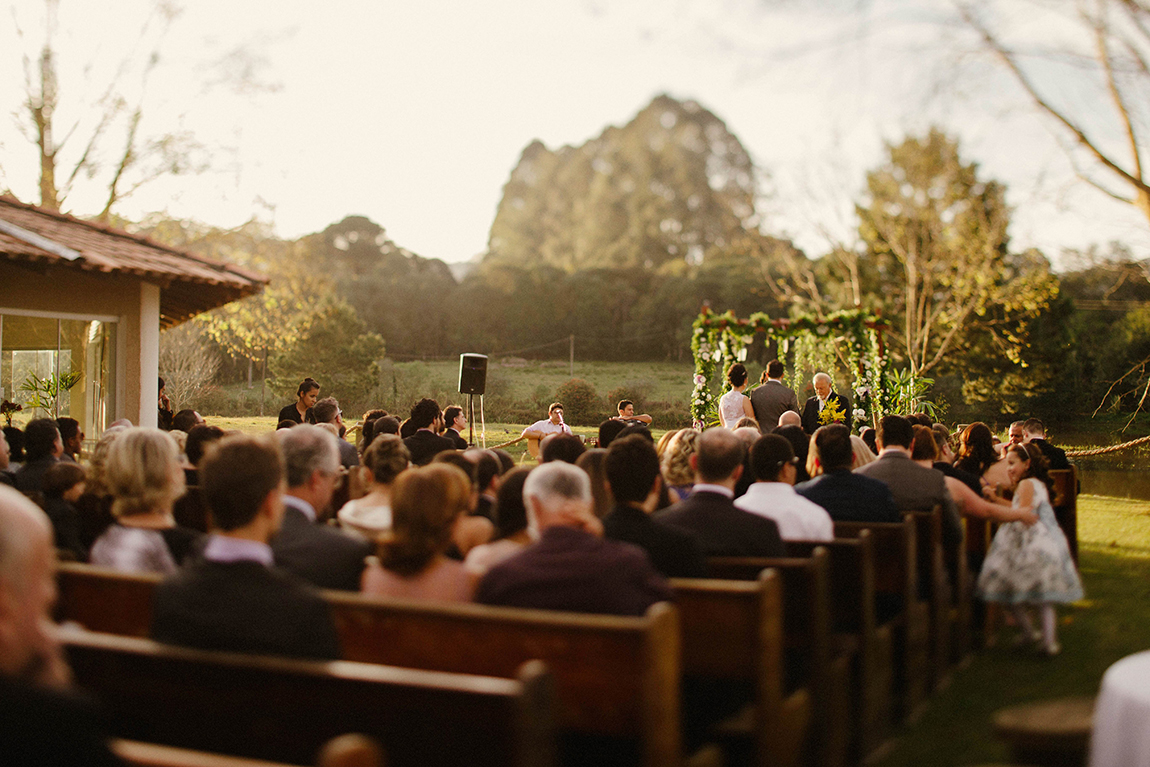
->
[278,378,320,425]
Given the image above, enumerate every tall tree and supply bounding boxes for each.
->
[958,0,1150,228]
[857,128,1060,380]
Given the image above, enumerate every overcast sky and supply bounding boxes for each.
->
[2,0,1147,269]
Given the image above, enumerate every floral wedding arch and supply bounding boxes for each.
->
[690,304,892,431]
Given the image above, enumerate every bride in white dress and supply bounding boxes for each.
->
[718,363,755,429]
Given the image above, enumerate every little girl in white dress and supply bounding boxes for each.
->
[976,443,1083,656]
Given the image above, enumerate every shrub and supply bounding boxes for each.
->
[554,378,602,426]
[606,379,656,411]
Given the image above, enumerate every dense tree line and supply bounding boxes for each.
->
[131,94,1150,423]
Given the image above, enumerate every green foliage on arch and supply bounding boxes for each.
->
[690,306,892,432]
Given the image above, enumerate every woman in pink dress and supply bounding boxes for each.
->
[361,463,476,602]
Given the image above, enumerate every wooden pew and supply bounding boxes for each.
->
[669,569,810,767]
[832,517,930,721]
[781,534,893,759]
[326,593,683,767]
[706,549,850,767]
[57,563,685,767]
[63,626,555,767]
[114,735,384,767]
[909,507,950,689]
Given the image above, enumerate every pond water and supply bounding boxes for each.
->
[1059,430,1150,501]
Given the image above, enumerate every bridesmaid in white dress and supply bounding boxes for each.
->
[718,363,755,429]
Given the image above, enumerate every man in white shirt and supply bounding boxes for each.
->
[521,402,573,440]
[735,434,833,541]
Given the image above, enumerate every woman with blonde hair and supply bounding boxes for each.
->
[360,463,476,602]
[338,434,410,539]
[89,427,201,574]
[661,428,699,501]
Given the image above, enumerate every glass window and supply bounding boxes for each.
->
[1,313,118,445]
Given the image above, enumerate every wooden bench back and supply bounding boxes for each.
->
[57,563,681,767]
[784,533,876,639]
[63,627,555,767]
[832,517,916,620]
[325,593,681,767]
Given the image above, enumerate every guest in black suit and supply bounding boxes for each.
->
[151,435,340,660]
[0,485,123,766]
[403,398,457,466]
[442,405,469,450]
[477,462,673,615]
[14,419,62,494]
[1022,418,1070,471]
[603,435,707,578]
[795,424,900,523]
[656,428,784,557]
[800,372,851,434]
[271,425,371,591]
[311,397,359,468]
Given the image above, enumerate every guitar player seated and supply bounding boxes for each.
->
[522,402,573,458]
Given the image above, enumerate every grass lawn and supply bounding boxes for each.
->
[872,494,1150,766]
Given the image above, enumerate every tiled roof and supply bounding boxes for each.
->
[0,196,266,327]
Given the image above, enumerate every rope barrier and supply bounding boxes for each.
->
[1065,433,1150,457]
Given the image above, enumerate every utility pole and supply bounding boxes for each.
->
[569,334,574,378]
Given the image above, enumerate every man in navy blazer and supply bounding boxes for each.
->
[795,424,900,523]
[656,428,784,557]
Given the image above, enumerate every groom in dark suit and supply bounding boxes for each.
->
[750,360,800,435]
[801,372,851,434]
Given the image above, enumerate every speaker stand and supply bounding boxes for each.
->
[467,393,475,448]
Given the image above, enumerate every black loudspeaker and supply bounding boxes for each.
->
[458,353,488,395]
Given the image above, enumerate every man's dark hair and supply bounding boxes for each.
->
[1022,418,1046,437]
[766,359,785,379]
[399,418,417,439]
[473,450,501,492]
[55,417,80,445]
[911,425,938,462]
[311,397,341,425]
[373,416,400,437]
[813,424,853,471]
[276,420,296,430]
[617,399,634,412]
[860,426,877,454]
[201,435,284,531]
[910,412,933,427]
[158,377,166,391]
[491,448,515,475]
[3,427,24,462]
[493,467,531,539]
[431,451,478,490]
[749,434,796,482]
[42,461,86,498]
[23,419,60,462]
[172,409,201,433]
[541,433,586,464]
[597,419,627,448]
[604,434,661,504]
[442,406,463,432]
[409,398,441,430]
[877,415,913,449]
[186,424,226,467]
[616,424,653,442]
[695,428,746,483]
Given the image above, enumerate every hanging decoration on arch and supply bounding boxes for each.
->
[690,304,892,432]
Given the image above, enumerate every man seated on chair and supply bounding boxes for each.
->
[403,398,457,467]
[795,424,900,523]
[476,461,672,615]
[0,486,122,765]
[442,405,469,450]
[521,403,573,442]
[611,400,653,427]
[151,435,340,660]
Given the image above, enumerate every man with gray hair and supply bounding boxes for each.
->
[272,425,370,591]
[800,372,851,434]
[0,486,121,764]
[476,462,672,615]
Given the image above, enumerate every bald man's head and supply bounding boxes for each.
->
[0,486,61,683]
